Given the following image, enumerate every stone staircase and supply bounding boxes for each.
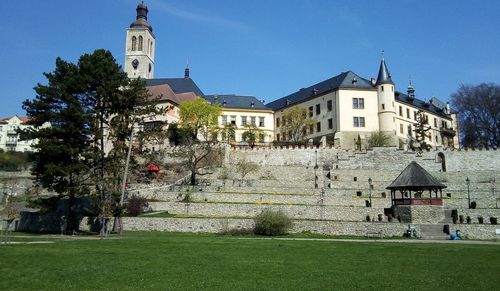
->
[420,224,449,240]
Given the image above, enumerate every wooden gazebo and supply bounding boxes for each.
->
[387,161,446,206]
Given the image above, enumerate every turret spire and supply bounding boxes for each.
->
[376,55,394,86]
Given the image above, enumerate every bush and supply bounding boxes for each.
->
[478,216,484,224]
[490,217,498,225]
[466,216,471,224]
[220,227,254,236]
[126,195,149,216]
[470,201,477,209]
[254,209,292,236]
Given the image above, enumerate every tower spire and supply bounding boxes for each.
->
[376,54,393,86]
[130,1,153,32]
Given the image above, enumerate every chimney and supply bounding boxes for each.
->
[446,102,450,114]
[370,78,376,86]
[250,102,255,108]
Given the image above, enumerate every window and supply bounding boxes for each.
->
[242,132,247,142]
[241,116,247,126]
[131,36,137,51]
[316,104,321,115]
[399,106,403,116]
[381,104,385,110]
[353,117,365,127]
[276,117,280,127]
[221,115,227,125]
[414,111,417,121]
[381,86,384,92]
[400,124,404,134]
[316,122,321,132]
[308,106,313,117]
[353,98,364,109]
[327,100,333,111]
[408,125,413,136]
[250,116,256,126]
[259,117,265,127]
[276,133,280,141]
[138,36,143,51]
[406,108,410,119]
[230,116,236,125]
[434,118,437,128]
[328,118,333,129]
[309,124,314,134]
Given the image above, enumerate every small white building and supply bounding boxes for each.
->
[0,116,37,152]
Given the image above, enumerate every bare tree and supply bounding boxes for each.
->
[451,83,500,148]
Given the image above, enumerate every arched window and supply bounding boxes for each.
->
[138,36,143,51]
[149,41,153,55]
[131,36,137,51]
[437,152,446,172]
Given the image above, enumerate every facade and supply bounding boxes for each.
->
[268,59,459,149]
[122,3,459,150]
[0,116,36,152]
[204,95,274,144]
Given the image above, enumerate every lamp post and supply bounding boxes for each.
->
[466,177,470,209]
[368,178,373,208]
[314,150,318,189]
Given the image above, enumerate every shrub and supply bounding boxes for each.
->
[459,215,464,224]
[478,216,484,224]
[378,214,383,222]
[180,193,193,203]
[366,215,371,222]
[470,201,477,209]
[254,209,292,236]
[490,217,498,225]
[220,227,254,236]
[466,216,471,224]
[126,195,149,216]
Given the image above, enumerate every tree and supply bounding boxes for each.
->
[281,107,314,144]
[242,124,263,148]
[21,56,94,232]
[235,156,259,185]
[451,83,500,148]
[368,130,391,148]
[178,97,221,141]
[221,123,237,144]
[20,49,158,233]
[412,110,432,152]
[170,137,223,185]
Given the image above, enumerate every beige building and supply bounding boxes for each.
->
[204,95,274,144]
[268,59,459,149]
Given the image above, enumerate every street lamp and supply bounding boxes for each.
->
[314,150,319,189]
[368,178,373,208]
[466,177,470,209]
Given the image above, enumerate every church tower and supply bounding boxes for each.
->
[124,2,155,79]
[376,57,396,135]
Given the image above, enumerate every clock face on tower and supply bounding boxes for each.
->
[132,59,139,69]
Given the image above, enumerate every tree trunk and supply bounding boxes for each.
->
[190,171,196,185]
[66,193,78,234]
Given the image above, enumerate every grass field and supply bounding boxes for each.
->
[1,232,499,290]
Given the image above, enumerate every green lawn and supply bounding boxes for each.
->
[1,232,499,290]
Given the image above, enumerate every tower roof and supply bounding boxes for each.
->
[376,58,394,85]
[130,1,153,32]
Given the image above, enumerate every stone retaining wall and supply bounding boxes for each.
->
[79,217,499,240]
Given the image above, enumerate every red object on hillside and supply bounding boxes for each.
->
[146,163,160,173]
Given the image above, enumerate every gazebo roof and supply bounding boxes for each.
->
[386,161,446,190]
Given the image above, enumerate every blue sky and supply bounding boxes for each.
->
[1,0,499,117]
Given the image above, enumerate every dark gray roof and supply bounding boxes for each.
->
[145,78,205,97]
[395,91,452,119]
[204,94,270,110]
[386,161,447,190]
[266,71,374,111]
[376,59,394,85]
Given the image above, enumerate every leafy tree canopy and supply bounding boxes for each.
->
[281,107,314,144]
[179,97,221,141]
